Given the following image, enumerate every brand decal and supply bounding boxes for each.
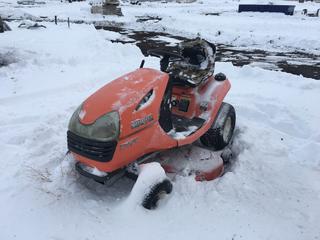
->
[120,138,138,150]
[131,114,153,129]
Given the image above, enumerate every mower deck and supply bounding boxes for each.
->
[159,145,224,181]
[75,144,226,184]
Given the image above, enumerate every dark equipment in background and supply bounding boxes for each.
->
[238,4,296,16]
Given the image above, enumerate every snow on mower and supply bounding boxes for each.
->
[67,38,236,209]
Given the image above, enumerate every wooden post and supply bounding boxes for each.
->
[0,16,3,33]
[54,16,57,25]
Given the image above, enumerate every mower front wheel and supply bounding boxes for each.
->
[200,102,236,150]
[142,179,173,210]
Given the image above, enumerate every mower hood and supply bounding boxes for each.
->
[79,68,169,126]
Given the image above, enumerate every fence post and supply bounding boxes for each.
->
[0,16,3,33]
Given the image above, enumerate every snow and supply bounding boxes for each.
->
[3,0,320,53]
[0,0,320,240]
[80,162,108,177]
[168,125,198,139]
[150,35,182,45]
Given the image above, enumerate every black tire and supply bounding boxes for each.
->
[142,179,173,210]
[200,102,236,150]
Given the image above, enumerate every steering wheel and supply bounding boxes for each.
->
[147,49,183,62]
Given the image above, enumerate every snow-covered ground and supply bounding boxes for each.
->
[1,0,320,239]
[2,0,320,53]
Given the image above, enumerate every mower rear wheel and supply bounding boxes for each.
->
[142,179,173,210]
[200,102,236,150]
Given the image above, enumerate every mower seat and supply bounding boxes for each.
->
[167,39,216,88]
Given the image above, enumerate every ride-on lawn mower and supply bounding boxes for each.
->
[67,38,236,209]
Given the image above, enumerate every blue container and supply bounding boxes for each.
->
[238,4,296,15]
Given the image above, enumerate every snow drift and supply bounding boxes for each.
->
[0,1,320,240]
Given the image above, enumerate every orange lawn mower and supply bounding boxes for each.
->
[67,38,236,209]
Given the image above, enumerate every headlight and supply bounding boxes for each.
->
[68,105,119,142]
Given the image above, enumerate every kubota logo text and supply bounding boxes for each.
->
[131,114,153,129]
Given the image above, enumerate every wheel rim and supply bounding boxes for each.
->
[223,117,232,143]
[157,190,167,200]
[151,191,167,208]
